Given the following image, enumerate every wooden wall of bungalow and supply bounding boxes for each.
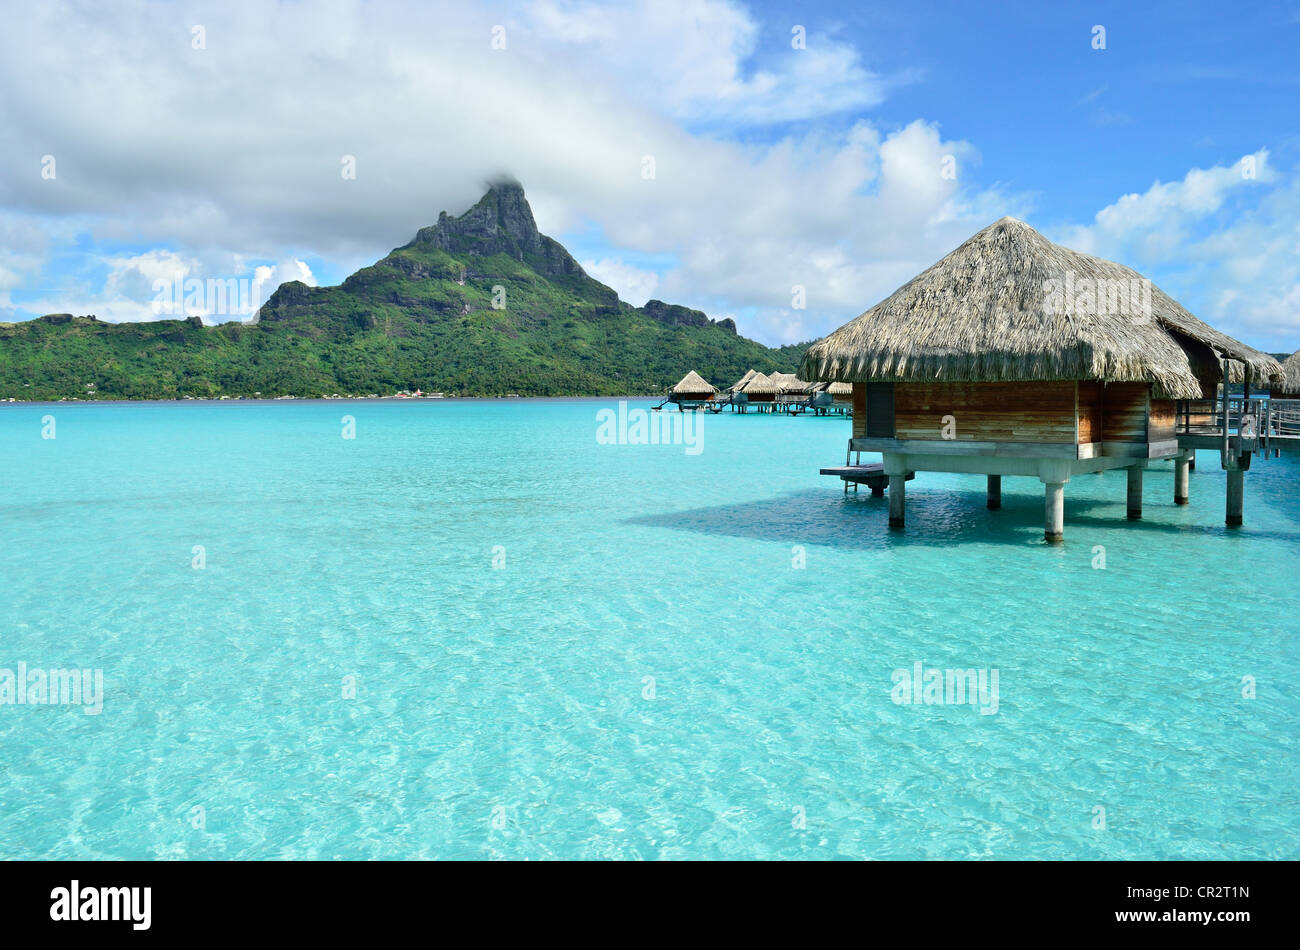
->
[850,380,1183,457]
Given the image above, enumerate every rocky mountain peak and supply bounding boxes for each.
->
[405,178,581,276]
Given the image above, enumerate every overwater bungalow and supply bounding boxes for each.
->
[734,371,779,412]
[828,381,853,412]
[771,373,815,411]
[1270,350,1300,397]
[803,380,854,416]
[712,368,754,411]
[1267,351,1300,442]
[801,217,1281,542]
[665,370,718,410]
[768,372,804,392]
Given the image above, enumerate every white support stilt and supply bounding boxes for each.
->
[1037,460,1071,544]
[888,476,906,528]
[883,453,908,529]
[1044,481,1065,543]
[1174,452,1191,506]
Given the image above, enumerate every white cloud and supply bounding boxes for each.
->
[1066,150,1273,254]
[1061,151,1299,349]
[0,212,59,319]
[580,258,660,306]
[0,0,1007,342]
[104,250,199,306]
[17,249,318,324]
[524,0,903,124]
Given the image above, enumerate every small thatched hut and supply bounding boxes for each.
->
[806,380,853,415]
[718,369,757,411]
[667,370,718,410]
[766,372,804,392]
[770,372,813,410]
[801,216,1281,541]
[1270,350,1300,397]
[735,371,779,412]
[828,381,853,406]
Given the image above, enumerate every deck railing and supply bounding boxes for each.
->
[1175,397,1300,457]
[1270,399,1300,438]
[1176,397,1271,435]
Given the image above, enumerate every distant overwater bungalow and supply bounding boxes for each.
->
[771,373,814,412]
[801,217,1285,542]
[797,380,854,416]
[663,370,717,411]
[768,372,805,396]
[1268,350,1300,442]
[826,380,854,414]
[1271,350,1300,398]
[730,368,758,392]
[662,370,853,417]
[732,370,779,412]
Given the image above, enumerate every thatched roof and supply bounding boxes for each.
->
[671,370,717,394]
[768,372,811,393]
[827,381,852,396]
[727,368,758,393]
[800,217,1280,399]
[737,371,778,394]
[1276,350,1300,395]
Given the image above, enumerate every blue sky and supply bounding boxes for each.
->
[851,1,1300,217]
[1,0,1297,351]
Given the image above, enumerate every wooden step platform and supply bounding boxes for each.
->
[820,463,915,495]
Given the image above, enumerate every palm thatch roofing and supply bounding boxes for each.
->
[670,370,717,394]
[728,368,758,393]
[827,381,852,396]
[800,217,1280,399]
[736,371,778,395]
[768,372,812,393]
[1276,350,1300,395]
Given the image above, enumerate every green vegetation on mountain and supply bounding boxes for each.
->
[0,181,808,400]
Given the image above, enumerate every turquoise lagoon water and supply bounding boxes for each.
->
[1,398,1296,860]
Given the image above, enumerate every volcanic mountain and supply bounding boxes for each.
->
[0,181,804,399]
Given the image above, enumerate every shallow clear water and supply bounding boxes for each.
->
[1,398,1296,859]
